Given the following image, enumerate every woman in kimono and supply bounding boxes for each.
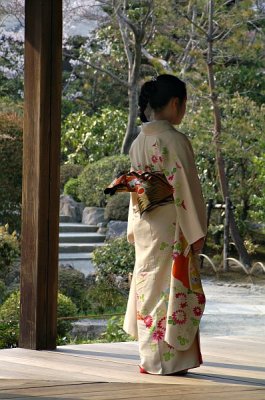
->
[123,74,207,375]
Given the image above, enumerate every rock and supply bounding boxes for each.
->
[82,207,105,225]
[106,220,128,240]
[71,319,107,340]
[60,195,84,223]
[97,221,108,235]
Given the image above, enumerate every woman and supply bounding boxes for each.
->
[123,74,207,375]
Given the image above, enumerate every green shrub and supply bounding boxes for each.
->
[57,292,78,338]
[64,178,80,202]
[0,113,23,232]
[78,155,130,207]
[0,280,7,304]
[0,291,20,348]
[104,193,130,221]
[0,225,20,284]
[0,291,78,348]
[60,163,83,192]
[101,316,133,342]
[83,281,127,314]
[61,107,127,164]
[58,266,88,312]
[92,236,135,295]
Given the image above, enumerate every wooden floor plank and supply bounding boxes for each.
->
[0,335,264,399]
[0,383,265,399]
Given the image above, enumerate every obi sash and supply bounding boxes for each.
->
[104,171,174,216]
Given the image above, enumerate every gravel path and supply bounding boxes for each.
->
[201,278,265,337]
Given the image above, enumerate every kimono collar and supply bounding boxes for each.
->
[141,120,174,135]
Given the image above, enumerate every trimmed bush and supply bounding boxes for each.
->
[78,155,130,207]
[58,266,88,312]
[60,163,83,192]
[61,107,127,164]
[64,177,80,202]
[92,236,135,295]
[83,280,127,314]
[0,291,78,348]
[0,113,23,232]
[57,292,78,337]
[0,225,20,288]
[104,193,130,221]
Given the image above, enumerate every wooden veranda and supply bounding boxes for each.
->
[1,337,265,399]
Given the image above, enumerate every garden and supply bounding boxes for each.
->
[0,0,265,348]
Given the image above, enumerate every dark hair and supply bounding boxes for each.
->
[138,74,187,122]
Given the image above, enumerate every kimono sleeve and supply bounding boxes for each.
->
[127,194,135,244]
[163,134,207,245]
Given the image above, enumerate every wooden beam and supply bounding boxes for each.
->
[20,0,62,350]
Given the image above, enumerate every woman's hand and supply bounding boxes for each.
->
[191,237,205,254]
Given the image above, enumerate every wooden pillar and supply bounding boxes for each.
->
[20,0,62,350]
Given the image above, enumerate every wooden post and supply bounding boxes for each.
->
[19,0,62,350]
[223,197,230,272]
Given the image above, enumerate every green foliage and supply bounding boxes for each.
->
[0,291,78,348]
[0,291,20,348]
[84,281,127,315]
[64,178,80,202]
[101,316,133,342]
[60,163,83,192]
[61,107,127,164]
[0,113,23,231]
[181,94,265,229]
[104,193,130,221]
[78,155,130,207]
[57,292,78,338]
[0,225,20,287]
[92,236,135,295]
[249,154,265,223]
[58,267,88,312]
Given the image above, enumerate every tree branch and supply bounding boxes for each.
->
[141,48,173,72]
[63,51,128,87]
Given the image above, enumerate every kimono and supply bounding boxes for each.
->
[123,120,207,375]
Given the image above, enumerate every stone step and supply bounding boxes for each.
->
[59,243,104,253]
[59,233,105,244]
[59,223,98,233]
[59,215,73,223]
[59,252,93,261]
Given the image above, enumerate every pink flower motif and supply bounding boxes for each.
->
[193,307,202,317]
[172,310,187,325]
[152,329,165,341]
[157,316,166,331]
[144,315,153,328]
[168,174,174,181]
[196,293,206,305]
[151,155,158,164]
[180,301,188,309]
[175,292,187,300]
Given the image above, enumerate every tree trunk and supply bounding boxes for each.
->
[207,0,251,268]
[121,39,142,154]
[121,82,139,154]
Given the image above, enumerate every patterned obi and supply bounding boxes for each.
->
[104,170,174,216]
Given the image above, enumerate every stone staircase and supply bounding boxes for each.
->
[59,215,106,276]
